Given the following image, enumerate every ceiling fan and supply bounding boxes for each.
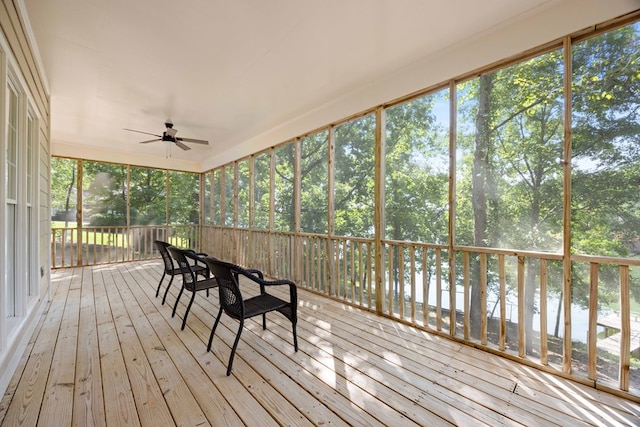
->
[124,119,209,151]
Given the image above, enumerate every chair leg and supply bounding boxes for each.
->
[292,320,298,352]
[181,292,196,330]
[172,286,185,317]
[262,313,267,330]
[155,272,166,297]
[207,308,224,352]
[227,320,244,376]
[161,275,175,305]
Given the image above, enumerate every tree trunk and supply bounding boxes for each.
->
[470,73,494,338]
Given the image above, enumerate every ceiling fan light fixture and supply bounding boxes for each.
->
[124,119,208,150]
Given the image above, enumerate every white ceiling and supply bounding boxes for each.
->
[20,0,600,171]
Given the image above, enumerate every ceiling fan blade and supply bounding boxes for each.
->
[177,137,209,145]
[139,138,161,144]
[174,140,191,151]
[124,128,162,138]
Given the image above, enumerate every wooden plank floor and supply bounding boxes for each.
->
[1,261,640,426]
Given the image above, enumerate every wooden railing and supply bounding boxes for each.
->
[51,224,200,268]
[54,223,638,397]
[201,225,639,398]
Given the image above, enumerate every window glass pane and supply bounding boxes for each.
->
[27,114,35,204]
[6,205,16,316]
[334,114,375,238]
[254,151,271,229]
[300,131,328,234]
[169,171,199,224]
[385,89,449,243]
[6,83,18,201]
[274,142,295,232]
[129,166,166,225]
[27,207,34,296]
[83,161,128,226]
[237,159,250,228]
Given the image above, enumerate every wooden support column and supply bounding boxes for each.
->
[76,159,83,266]
[374,106,386,314]
[269,147,275,274]
[562,35,573,374]
[449,80,457,337]
[293,139,301,281]
[328,127,336,296]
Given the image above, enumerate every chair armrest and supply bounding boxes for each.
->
[183,250,210,276]
[233,268,297,304]
[184,250,205,262]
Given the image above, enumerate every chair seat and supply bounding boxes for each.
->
[187,277,218,292]
[244,294,288,318]
[170,264,207,275]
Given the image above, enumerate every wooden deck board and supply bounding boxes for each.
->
[1,260,640,426]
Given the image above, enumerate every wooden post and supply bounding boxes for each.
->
[76,160,83,266]
[562,35,573,374]
[518,255,525,357]
[328,128,336,296]
[480,252,487,345]
[540,259,548,365]
[268,148,275,274]
[499,254,506,351]
[293,138,301,280]
[619,265,631,391]
[463,251,470,339]
[449,80,457,338]
[374,106,386,314]
[587,263,598,380]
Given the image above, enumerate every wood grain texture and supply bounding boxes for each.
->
[1,261,639,426]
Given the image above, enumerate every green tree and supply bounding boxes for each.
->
[385,92,450,315]
[50,157,77,225]
[571,22,640,304]
[129,166,166,225]
[334,114,375,238]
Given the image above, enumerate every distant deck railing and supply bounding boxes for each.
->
[201,225,639,399]
[51,224,200,268]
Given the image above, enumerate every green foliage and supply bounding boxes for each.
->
[334,114,376,238]
[169,171,199,225]
[274,143,295,231]
[254,152,271,229]
[300,131,328,234]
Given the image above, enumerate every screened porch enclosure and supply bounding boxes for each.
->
[48,14,640,403]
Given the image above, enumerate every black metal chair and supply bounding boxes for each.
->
[167,246,219,330]
[203,257,298,376]
[154,240,208,305]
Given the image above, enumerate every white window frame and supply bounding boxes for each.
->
[0,54,41,347]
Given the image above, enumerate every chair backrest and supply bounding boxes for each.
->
[204,258,243,319]
[167,246,196,289]
[154,240,175,273]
